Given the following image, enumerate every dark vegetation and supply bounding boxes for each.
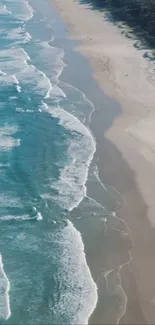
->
[80,0,155,48]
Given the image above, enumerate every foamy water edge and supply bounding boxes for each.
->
[0,254,11,320]
[0,0,134,323]
[0,0,98,323]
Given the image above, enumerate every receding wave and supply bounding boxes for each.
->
[53,220,98,324]
[0,2,99,324]
[43,104,96,211]
[4,0,34,22]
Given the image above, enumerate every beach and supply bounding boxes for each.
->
[51,0,155,323]
[0,0,155,323]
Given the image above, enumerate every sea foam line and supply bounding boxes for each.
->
[0,6,96,325]
[40,46,98,322]
[56,220,98,325]
[37,41,98,322]
[6,0,34,22]
[1,25,97,323]
[0,4,11,15]
[0,254,11,320]
[41,40,65,83]
[43,104,96,211]
[10,28,130,324]
[0,212,43,222]
[59,81,95,124]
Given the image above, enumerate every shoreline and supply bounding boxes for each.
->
[50,0,155,324]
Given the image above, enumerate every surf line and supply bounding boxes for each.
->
[0,253,11,320]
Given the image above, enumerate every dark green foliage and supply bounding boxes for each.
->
[80,0,155,47]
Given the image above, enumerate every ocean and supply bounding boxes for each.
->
[0,0,130,324]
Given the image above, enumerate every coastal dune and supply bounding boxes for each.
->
[51,0,155,323]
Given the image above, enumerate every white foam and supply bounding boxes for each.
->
[54,220,98,324]
[0,74,21,98]
[10,96,17,100]
[0,124,18,134]
[16,84,21,92]
[0,124,20,152]
[0,194,22,208]
[0,74,20,89]
[0,5,11,15]
[0,44,60,102]
[0,212,42,221]
[0,254,11,320]
[40,101,48,111]
[4,0,34,21]
[15,108,34,114]
[0,48,29,75]
[36,212,43,221]
[17,65,52,98]
[33,207,43,221]
[12,75,19,84]
[44,105,96,211]
[0,47,30,61]
[0,74,18,86]
[60,81,95,123]
[50,85,66,98]
[0,46,50,98]
[39,41,65,83]
[0,215,30,221]
[0,164,9,168]
[25,109,34,113]
[15,107,24,113]
[17,138,20,146]
[0,70,6,76]
[6,27,31,44]
[12,75,21,93]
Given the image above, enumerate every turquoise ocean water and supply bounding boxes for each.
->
[0,0,130,324]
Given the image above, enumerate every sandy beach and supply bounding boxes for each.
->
[51,0,155,323]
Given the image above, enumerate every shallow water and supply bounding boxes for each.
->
[0,0,131,324]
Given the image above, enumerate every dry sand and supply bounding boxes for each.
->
[51,0,155,323]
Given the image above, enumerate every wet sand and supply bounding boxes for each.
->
[50,0,155,323]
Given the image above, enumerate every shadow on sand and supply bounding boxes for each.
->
[78,0,155,58]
